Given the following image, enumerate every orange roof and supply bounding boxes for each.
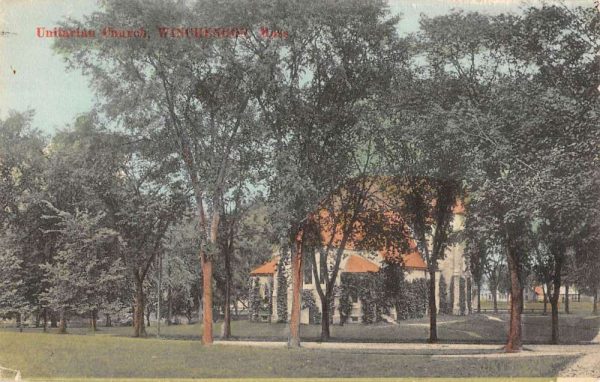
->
[344,255,380,273]
[250,258,279,275]
[402,251,427,270]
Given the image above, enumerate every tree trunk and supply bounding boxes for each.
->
[593,290,598,315]
[133,276,146,337]
[90,310,97,332]
[221,242,232,340]
[105,314,112,327]
[543,284,548,314]
[146,304,151,327]
[16,312,22,333]
[233,295,239,318]
[564,284,569,314]
[201,251,214,345]
[492,286,498,313]
[428,270,438,343]
[505,245,522,352]
[288,231,304,348]
[221,290,231,339]
[42,308,48,332]
[50,312,57,328]
[167,286,172,326]
[519,287,524,313]
[550,280,560,344]
[320,298,330,341]
[476,281,481,313]
[58,310,67,334]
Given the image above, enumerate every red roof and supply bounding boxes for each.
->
[344,255,379,273]
[402,250,427,270]
[250,258,279,275]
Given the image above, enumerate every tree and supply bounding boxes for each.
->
[160,216,202,326]
[260,0,404,346]
[40,207,124,333]
[0,111,49,328]
[0,228,29,330]
[464,220,490,313]
[45,116,186,336]
[438,275,448,315]
[412,5,598,350]
[55,0,270,344]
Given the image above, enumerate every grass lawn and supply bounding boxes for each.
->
[0,331,577,380]
[4,312,599,344]
[478,299,596,314]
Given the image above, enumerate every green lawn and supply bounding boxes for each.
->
[478,299,596,314]
[0,331,576,380]
[4,312,600,344]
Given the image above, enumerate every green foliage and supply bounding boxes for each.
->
[249,278,261,322]
[0,227,29,318]
[459,277,467,316]
[448,277,455,315]
[300,290,319,324]
[40,207,125,319]
[438,275,449,315]
[339,268,428,323]
[381,261,405,320]
[467,277,473,314]
[276,255,288,323]
[339,272,384,324]
[408,279,429,319]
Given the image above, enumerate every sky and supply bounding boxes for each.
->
[0,0,592,134]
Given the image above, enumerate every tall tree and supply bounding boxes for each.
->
[0,111,49,328]
[260,0,403,346]
[40,207,125,333]
[55,0,269,344]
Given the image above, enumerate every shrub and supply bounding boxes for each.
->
[438,275,448,315]
[448,277,455,315]
[338,285,352,325]
[459,277,466,316]
[466,277,472,314]
[301,290,319,324]
[249,277,261,322]
[276,256,288,323]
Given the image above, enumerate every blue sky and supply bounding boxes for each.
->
[0,0,591,134]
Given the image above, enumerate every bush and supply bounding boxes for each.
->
[448,277,455,315]
[339,267,429,323]
[459,277,466,316]
[338,286,352,325]
[466,277,472,314]
[339,272,383,323]
[301,290,319,324]
[439,275,448,315]
[249,278,261,322]
[276,256,288,323]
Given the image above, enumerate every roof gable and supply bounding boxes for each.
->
[250,257,279,275]
[344,254,379,273]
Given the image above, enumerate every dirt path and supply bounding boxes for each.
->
[557,325,600,379]
[557,351,600,378]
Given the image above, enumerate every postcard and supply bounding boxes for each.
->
[0,0,598,381]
